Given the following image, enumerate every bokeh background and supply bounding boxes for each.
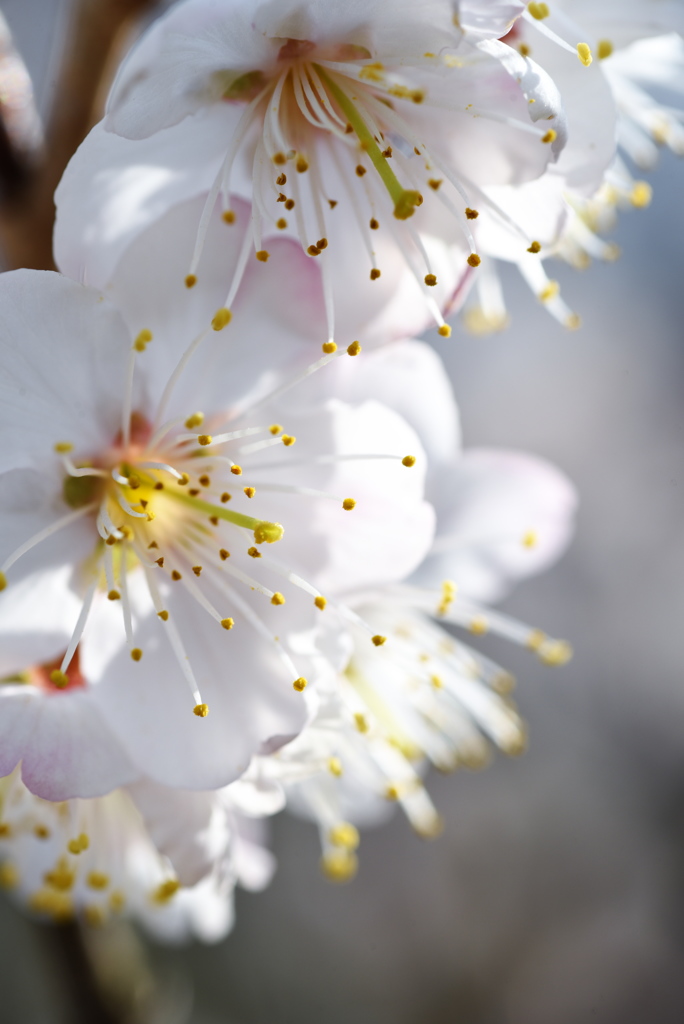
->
[2,1,684,1021]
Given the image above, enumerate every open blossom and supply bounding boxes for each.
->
[235,342,576,879]
[0,768,274,942]
[462,6,684,331]
[56,0,568,344]
[0,259,435,799]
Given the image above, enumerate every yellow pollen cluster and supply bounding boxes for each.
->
[342,498,356,511]
[134,329,153,353]
[597,39,613,60]
[67,833,90,855]
[371,635,387,647]
[321,849,358,883]
[193,703,209,718]
[541,129,557,145]
[436,580,457,616]
[211,307,232,331]
[576,43,593,66]
[527,2,549,18]
[293,677,308,692]
[314,596,327,610]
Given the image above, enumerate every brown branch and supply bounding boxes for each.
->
[0,0,160,272]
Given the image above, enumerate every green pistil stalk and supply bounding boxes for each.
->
[314,65,421,220]
[168,489,284,544]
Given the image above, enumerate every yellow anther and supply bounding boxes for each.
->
[296,155,309,173]
[438,324,452,337]
[541,129,557,144]
[527,240,541,253]
[192,565,203,576]
[597,39,613,60]
[308,244,321,257]
[211,307,232,331]
[520,43,531,57]
[185,274,197,289]
[198,475,211,487]
[253,521,283,544]
[539,640,573,666]
[50,670,69,689]
[369,217,379,230]
[247,546,261,558]
[221,618,234,630]
[0,823,11,838]
[371,635,387,647]
[155,557,165,567]
[527,2,549,18]
[243,486,256,498]
[34,824,50,839]
[385,784,400,801]
[130,648,143,662]
[328,756,343,777]
[285,198,295,210]
[322,341,337,354]
[370,268,381,280]
[271,592,286,606]
[522,530,538,548]
[293,677,308,692]
[577,42,592,66]
[347,340,362,357]
[0,864,18,890]
[539,280,560,302]
[469,617,488,635]
[465,207,479,220]
[631,181,652,208]
[502,728,529,757]
[436,579,457,616]
[109,891,125,912]
[276,173,287,185]
[321,849,358,883]
[231,465,242,475]
[314,596,327,610]
[68,833,89,855]
[269,424,282,435]
[355,164,367,177]
[354,712,369,733]
[177,473,190,486]
[219,548,230,560]
[171,570,182,581]
[467,253,481,267]
[53,442,74,453]
[255,250,270,262]
[430,673,444,689]
[281,435,296,447]
[157,610,169,621]
[402,455,416,467]
[342,498,356,511]
[87,872,109,890]
[276,218,287,229]
[197,434,213,446]
[107,589,120,601]
[428,178,443,191]
[184,412,204,429]
[153,879,181,903]
[273,152,286,165]
[424,273,437,287]
[134,329,153,352]
[329,822,360,849]
[193,703,209,717]
[222,209,236,224]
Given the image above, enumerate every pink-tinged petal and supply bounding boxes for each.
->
[0,687,137,800]
[414,448,577,602]
[128,780,231,887]
[82,577,310,790]
[0,271,132,473]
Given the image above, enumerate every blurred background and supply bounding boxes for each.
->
[2,1,684,1021]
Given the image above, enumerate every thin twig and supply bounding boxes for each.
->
[0,0,159,271]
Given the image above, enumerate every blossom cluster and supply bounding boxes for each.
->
[0,0,680,941]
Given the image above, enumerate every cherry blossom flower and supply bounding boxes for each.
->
[55,0,568,344]
[231,342,577,880]
[0,263,434,798]
[0,767,273,942]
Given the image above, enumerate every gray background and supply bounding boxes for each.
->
[1,1,684,1020]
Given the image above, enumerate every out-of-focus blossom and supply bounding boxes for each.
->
[0,767,274,943]
[55,0,570,343]
[235,342,576,880]
[0,262,434,799]
[462,6,684,331]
